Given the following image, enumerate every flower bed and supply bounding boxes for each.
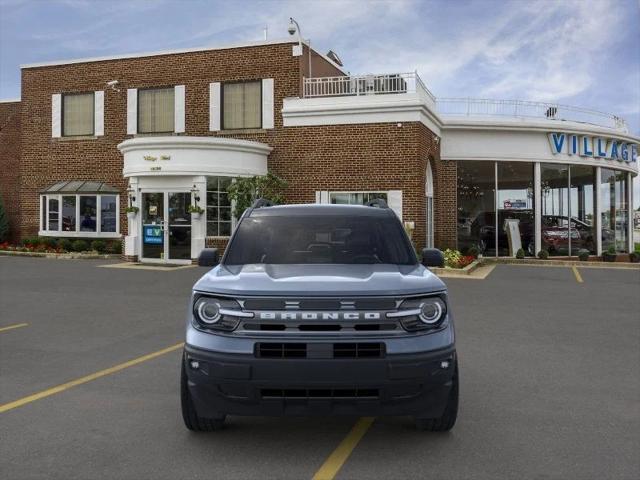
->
[443,249,476,269]
[0,237,122,255]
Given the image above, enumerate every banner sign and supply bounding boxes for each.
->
[548,132,638,163]
[143,226,163,245]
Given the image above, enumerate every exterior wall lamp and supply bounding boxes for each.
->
[288,17,312,78]
[126,187,136,205]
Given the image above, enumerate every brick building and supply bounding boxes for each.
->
[0,38,638,262]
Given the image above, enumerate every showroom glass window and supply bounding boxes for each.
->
[40,194,119,236]
[497,162,534,256]
[62,92,94,136]
[540,164,570,256]
[329,192,388,205]
[222,81,261,129]
[601,168,628,253]
[457,161,496,255]
[138,87,174,133]
[206,177,233,236]
[569,165,596,255]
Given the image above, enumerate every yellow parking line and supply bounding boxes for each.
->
[572,266,583,283]
[0,342,184,414]
[312,417,375,480]
[0,323,28,333]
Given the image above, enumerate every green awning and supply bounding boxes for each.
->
[41,181,120,194]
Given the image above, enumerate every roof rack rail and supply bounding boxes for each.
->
[365,198,389,209]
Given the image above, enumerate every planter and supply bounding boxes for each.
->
[127,212,137,221]
[602,253,617,262]
[191,212,202,220]
[629,252,640,263]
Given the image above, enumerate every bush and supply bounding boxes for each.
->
[628,252,639,263]
[443,249,462,268]
[71,239,89,252]
[21,236,40,247]
[40,237,57,248]
[107,240,122,254]
[577,249,590,261]
[515,248,525,259]
[607,245,616,255]
[91,240,107,253]
[0,195,9,243]
[467,246,479,258]
[226,172,288,219]
[59,238,73,252]
[537,249,549,260]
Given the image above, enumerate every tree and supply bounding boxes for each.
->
[226,173,288,219]
[0,195,9,243]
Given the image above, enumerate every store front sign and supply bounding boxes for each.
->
[548,133,638,163]
[143,225,163,244]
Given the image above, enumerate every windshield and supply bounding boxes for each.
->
[224,215,417,265]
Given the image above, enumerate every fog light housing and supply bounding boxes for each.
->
[189,360,200,370]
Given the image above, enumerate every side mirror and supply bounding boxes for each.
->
[198,248,219,267]
[421,248,444,268]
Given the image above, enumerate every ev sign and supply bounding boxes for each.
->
[548,132,638,163]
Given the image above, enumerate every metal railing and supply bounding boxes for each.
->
[436,97,628,132]
[303,72,435,101]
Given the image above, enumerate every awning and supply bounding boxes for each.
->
[41,181,120,194]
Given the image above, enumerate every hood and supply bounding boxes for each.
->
[193,263,446,297]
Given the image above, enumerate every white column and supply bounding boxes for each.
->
[595,167,602,256]
[209,83,221,131]
[628,172,634,253]
[191,175,207,260]
[51,94,62,138]
[124,177,140,258]
[94,91,104,136]
[534,162,541,255]
[126,89,137,135]
[174,85,186,133]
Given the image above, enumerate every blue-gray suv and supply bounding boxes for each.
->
[181,199,458,431]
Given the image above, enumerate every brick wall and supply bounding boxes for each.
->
[0,101,21,242]
[16,41,449,252]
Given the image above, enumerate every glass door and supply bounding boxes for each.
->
[141,192,165,260]
[167,192,191,261]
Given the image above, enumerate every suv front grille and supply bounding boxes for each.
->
[261,388,379,399]
[242,298,397,311]
[255,342,385,359]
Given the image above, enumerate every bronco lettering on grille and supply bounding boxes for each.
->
[257,312,382,321]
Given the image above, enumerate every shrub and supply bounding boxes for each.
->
[577,249,590,261]
[443,249,462,268]
[226,172,288,219]
[0,195,9,243]
[21,236,40,247]
[537,249,549,260]
[107,240,122,254]
[607,245,616,255]
[59,238,73,252]
[467,246,479,258]
[71,239,88,252]
[41,237,57,248]
[515,248,525,259]
[630,252,640,263]
[457,255,475,268]
[91,240,106,253]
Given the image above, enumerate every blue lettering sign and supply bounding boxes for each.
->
[609,140,619,160]
[631,144,638,163]
[569,135,579,155]
[620,143,628,162]
[580,136,593,156]
[596,138,607,157]
[143,226,163,245]
[549,133,565,154]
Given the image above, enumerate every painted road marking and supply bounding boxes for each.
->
[572,266,583,283]
[0,323,28,333]
[0,342,184,413]
[312,417,375,480]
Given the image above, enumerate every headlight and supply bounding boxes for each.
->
[387,295,447,331]
[192,295,252,331]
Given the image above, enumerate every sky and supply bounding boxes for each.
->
[0,0,638,206]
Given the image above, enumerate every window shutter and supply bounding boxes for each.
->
[174,85,185,133]
[94,91,104,136]
[51,94,61,138]
[318,191,329,204]
[387,190,403,220]
[127,88,137,135]
[262,78,274,129]
[209,82,221,131]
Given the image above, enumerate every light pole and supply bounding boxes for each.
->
[288,17,312,79]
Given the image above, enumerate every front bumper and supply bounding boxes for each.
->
[184,343,456,418]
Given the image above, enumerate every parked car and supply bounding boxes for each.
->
[181,199,458,432]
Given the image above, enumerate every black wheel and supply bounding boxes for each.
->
[415,363,459,432]
[181,355,226,432]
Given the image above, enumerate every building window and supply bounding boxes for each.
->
[601,168,628,253]
[206,177,233,236]
[40,194,119,237]
[138,87,174,133]
[329,192,388,205]
[62,92,94,136]
[222,81,261,129]
[457,161,496,256]
[497,162,534,256]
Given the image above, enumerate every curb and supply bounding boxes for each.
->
[0,250,120,260]
[431,259,484,276]
[484,257,640,270]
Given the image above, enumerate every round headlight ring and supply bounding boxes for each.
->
[196,298,221,324]
[419,299,444,325]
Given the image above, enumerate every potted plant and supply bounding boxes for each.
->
[187,204,204,219]
[629,246,640,263]
[125,206,139,220]
[577,249,590,262]
[603,245,617,262]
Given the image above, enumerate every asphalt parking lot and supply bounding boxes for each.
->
[1,257,639,480]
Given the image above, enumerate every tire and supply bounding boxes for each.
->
[181,355,226,432]
[415,363,459,432]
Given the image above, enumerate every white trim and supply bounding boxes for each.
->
[94,90,104,136]
[209,82,221,131]
[595,167,602,256]
[0,98,20,103]
[628,172,633,254]
[127,88,137,135]
[51,94,61,138]
[38,231,121,239]
[174,85,186,133]
[387,190,402,220]
[534,162,542,255]
[20,38,300,69]
[39,193,120,236]
[262,78,275,129]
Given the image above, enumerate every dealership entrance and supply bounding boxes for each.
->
[140,191,191,264]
